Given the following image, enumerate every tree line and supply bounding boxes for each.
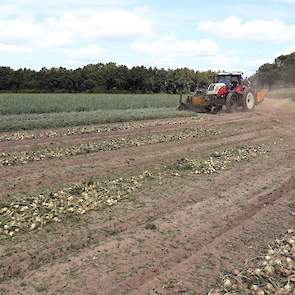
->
[254,52,295,89]
[0,63,215,94]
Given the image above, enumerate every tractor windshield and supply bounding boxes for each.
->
[216,75,242,87]
[216,75,232,86]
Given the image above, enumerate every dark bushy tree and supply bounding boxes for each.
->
[254,52,295,89]
[0,63,215,94]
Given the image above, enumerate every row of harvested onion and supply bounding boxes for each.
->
[0,117,200,142]
[0,127,220,167]
[0,144,268,238]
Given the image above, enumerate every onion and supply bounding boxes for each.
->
[264,265,274,275]
[251,285,259,291]
[265,255,271,261]
[223,278,232,289]
[284,283,292,292]
[256,289,265,295]
[268,249,275,255]
[30,223,37,230]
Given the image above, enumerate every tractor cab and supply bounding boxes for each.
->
[215,72,243,90]
[207,72,244,97]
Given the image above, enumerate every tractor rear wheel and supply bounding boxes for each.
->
[242,90,256,112]
[177,104,185,111]
[226,92,238,113]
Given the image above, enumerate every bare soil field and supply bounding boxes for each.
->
[0,98,294,295]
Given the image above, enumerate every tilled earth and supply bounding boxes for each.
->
[0,99,294,295]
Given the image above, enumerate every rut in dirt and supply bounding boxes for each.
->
[0,123,277,200]
[0,103,295,295]
[1,149,294,294]
[0,134,294,294]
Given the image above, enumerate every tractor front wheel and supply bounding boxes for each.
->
[242,90,256,112]
[226,92,238,113]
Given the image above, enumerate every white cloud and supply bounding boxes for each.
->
[69,45,107,63]
[285,45,295,54]
[198,16,295,42]
[41,31,74,48]
[0,18,73,51]
[0,19,42,43]
[0,4,16,17]
[132,33,227,72]
[0,43,34,54]
[0,8,152,55]
[0,1,289,74]
[244,58,272,73]
[133,33,219,57]
[46,10,153,41]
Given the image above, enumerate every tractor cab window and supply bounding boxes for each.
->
[216,75,232,87]
[216,75,242,89]
[230,77,240,90]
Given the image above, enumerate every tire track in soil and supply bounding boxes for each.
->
[0,139,294,294]
[3,170,295,295]
[133,182,295,295]
[126,177,295,295]
[0,135,277,275]
[81,172,295,295]
[0,125,277,200]
[0,112,266,153]
[0,128,292,262]
[0,103,294,294]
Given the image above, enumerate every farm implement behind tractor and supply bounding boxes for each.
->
[178,72,268,114]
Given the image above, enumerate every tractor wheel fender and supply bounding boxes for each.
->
[226,92,238,113]
[242,89,256,112]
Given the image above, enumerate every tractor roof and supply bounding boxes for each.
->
[217,72,243,76]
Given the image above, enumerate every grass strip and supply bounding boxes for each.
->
[268,88,295,100]
[0,108,198,132]
[0,93,180,115]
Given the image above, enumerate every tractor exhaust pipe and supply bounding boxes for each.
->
[179,92,183,104]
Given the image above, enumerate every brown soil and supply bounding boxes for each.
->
[0,98,294,295]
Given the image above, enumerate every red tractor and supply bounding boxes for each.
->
[178,72,267,113]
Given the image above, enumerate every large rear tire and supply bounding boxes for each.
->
[226,92,238,113]
[177,104,185,111]
[242,90,256,112]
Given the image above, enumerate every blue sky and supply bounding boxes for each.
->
[0,0,295,75]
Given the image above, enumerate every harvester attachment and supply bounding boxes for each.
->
[177,93,212,113]
[255,89,268,104]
